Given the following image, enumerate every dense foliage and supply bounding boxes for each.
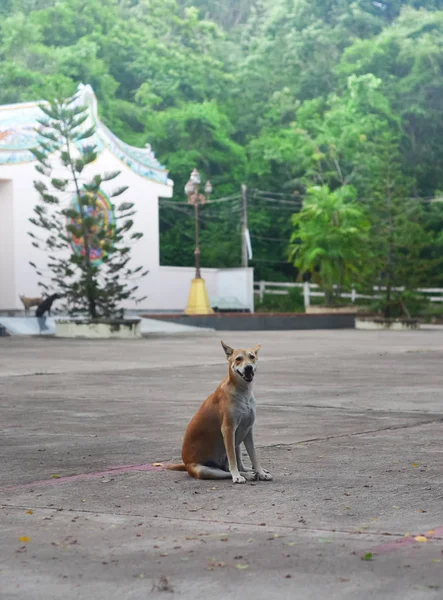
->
[2,0,443,290]
[289,185,370,305]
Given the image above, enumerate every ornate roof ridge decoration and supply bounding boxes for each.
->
[0,83,171,186]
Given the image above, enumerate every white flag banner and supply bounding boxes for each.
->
[245,228,253,260]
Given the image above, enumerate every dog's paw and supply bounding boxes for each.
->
[242,471,257,482]
[255,470,273,481]
[232,474,247,484]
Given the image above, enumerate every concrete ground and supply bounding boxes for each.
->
[1,329,443,599]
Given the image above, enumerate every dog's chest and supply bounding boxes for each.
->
[231,393,256,443]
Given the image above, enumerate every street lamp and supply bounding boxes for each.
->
[184,168,214,315]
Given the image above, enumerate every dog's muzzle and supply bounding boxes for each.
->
[238,364,254,383]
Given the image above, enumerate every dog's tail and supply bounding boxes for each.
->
[166,463,187,472]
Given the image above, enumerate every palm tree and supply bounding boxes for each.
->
[289,185,370,305]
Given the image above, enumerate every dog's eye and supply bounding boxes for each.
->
[249,354,255,360]
[235,356,242,362]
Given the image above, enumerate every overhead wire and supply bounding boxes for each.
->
[251,234,289,242]
[158,187,443,271]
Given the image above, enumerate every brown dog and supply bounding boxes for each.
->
[19,295,43,316]
[167,341,272,484]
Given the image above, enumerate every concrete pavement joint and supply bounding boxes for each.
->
[262,417,443,448]
[5,343,439,379]
[2,417,440,491]
[3,504,442,543]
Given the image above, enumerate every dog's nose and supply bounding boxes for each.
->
[244,365,253,375]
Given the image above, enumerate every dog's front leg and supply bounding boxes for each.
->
[244,430,273,481]
[222,421,246,484]
[236,445,248,472]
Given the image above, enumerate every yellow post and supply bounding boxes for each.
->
[185,278,214,315]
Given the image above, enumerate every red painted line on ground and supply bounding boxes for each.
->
[369,536,416,555]
[365,526,443,557]
[1,463,164,492]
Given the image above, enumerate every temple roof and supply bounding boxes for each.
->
[0,84,171,186]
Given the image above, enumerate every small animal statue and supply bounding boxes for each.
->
[19,295,43,316]
[35,294,62,317]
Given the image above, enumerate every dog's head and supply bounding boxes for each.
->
[221,341,261,384]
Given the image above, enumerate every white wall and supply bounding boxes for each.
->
[144,266,219,311]
[0,180,16,309]
[0,149,172,309]
[0,152,254,314]
[140,266,254,312]
[215,268,254,312]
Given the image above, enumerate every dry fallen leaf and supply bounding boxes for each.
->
[235,564,249,570]
[152,575,174,593]
[152,463,163,467]
[19,536,31,543]
[26,510,33,515]
[52,474,60,479]
[414,536,428,543]
[412,463,419,467]
[432,559,441,563]
[428,530,435,536]
[209,561,226,568]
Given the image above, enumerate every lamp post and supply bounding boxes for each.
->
[184,169,214,315]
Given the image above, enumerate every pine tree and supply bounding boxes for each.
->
[364,134,430,318]
[29,91,147,319]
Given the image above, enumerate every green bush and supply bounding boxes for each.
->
[369,291,430,318]
[256,287,305,313]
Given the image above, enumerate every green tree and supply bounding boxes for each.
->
[289,185,370,304]
[338,6,443,195]
[29,92,147,319]
[363,134,432,318]
[2,0,443,285]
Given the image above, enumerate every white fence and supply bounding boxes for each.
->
[254,280,443,309]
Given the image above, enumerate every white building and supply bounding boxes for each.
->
[0,85,253,313]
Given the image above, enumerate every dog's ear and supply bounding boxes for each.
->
[221,341,234,358]
[252,344,262,355]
